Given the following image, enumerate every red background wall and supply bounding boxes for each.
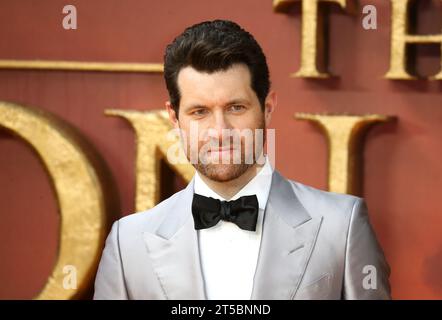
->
[0,0,441,299]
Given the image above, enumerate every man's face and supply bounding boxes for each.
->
[166,63,275,182]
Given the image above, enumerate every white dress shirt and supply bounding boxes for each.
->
[193,157,273,300]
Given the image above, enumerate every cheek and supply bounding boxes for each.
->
[179,122,212,149]
[175,122,193,147]
[178,118,199,138]
[233,113,264,130]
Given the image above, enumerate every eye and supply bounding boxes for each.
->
[191,108,208,116]
[229,105,246,112]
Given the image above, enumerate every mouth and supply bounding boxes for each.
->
[209,147,235,152]
[208,145,239,152]
[207,147,237,158]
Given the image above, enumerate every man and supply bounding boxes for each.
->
[94,20,391,300]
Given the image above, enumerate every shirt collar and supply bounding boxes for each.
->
[193,156,274,210]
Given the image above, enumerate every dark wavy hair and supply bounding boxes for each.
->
[163,20,270,116]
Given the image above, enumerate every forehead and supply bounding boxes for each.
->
[176,64,254,107]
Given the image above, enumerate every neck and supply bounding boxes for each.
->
[198,162,265,200]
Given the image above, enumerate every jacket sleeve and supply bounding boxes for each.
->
[343,198,391,299]
[93,220,129,300]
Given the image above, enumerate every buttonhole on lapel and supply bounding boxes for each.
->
[288,244,304,255]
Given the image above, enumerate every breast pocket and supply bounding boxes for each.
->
[294,273,332,300]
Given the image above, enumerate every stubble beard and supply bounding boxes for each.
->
[193,118,266,183]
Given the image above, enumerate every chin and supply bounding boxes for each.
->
[195,163,252,182]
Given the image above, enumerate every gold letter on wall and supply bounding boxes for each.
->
[386,0,442,80]
[296,113,394,195]
[0,101,113,299]
[105,109,194,212]
[273,0,351,78]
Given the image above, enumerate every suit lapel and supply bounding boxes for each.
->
[251,171,323,299]
[142,178,206,299]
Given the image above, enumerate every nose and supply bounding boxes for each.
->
[206,110,232,143]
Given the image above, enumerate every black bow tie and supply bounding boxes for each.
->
[191,193,259,231]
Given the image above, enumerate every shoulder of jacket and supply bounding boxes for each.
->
[284,177,363,220]
[116,187,187,234]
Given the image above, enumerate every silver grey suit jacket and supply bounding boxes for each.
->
[94,170,391,300]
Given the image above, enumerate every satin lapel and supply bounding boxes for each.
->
[142,178,206,299]
[251,171,323,299]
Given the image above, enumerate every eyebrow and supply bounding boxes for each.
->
[185,99,250,110]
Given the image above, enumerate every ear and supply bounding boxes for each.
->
[165,101,179,129]
[264,90,276,127]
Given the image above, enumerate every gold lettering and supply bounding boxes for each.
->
[0,101,113,299]
[105,109,194,211]
[274,0,352,78]
[295,113,394,195]
[386,0,442,80]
